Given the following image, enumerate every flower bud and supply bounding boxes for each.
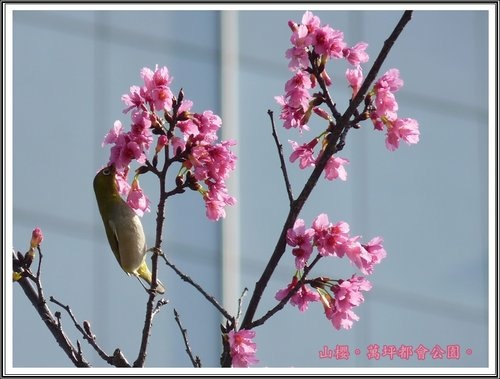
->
[175,175,185,188]
[24,248,36,268]
[135,165,150,175]
[288,20,298,32]
[313,107,332,121]
[155,135,168,154]
[309,276,331,289]
[186,171,202,191]
[177,88,185,104]
[30,227,43,248]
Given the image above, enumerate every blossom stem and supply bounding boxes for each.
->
[173,308,202,367]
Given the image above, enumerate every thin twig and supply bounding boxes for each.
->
[250,254,322,328]
[161,254,234,323]
[268,109,294,205]
[236,288,248,328]
[241,11,414,330]
[153,298,169,317]
[34,247,45,303]
[49,296,126,367]
[134,288,158,367]
[173,309,202,367]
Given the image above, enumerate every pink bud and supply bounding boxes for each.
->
[288,20,298,32]
[155,135,168,154]
[30,227,43,248]
[313,107,331,121]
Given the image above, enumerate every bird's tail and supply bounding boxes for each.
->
[137,261,166,294]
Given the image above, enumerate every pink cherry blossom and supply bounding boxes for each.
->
[285,70,312,92]
[275,96,309,132]
[275,277,320,312]
[114,169,131,198]
[291,284,321,311]
[284,73,312,110]
[343,42,369,66]
[375,68,404,92]
[286,218,315,269]
[192,110,222,143]
[275,277,298,302]
[362,236,387,272]
[121,85,146,114]
[321,275,372,330]
[301,10,321,33]
[289,139,318,169]
[375,88,398,119]
[108,134,131,171]
[102,120,124,147]
[188,141,237,183]
[227,329,259,367]
[346,66,364,97]
[311,25,335,55]
[323,156,349,181]
[130,110,153,151]
[126,178,151,217]
[385,117,420,151]
[325,28,346,59]
[332,275,372,313]
[341,236,373,275]
[203,182,236,221]
[121,140,146,165]
[312,214,350,257]
[140,65,174,111]
[325,301,360,330]
[286,23,311,70]
[170,136,186,156]
[177,119,198,138]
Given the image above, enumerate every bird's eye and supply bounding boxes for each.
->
[102,167,112,176]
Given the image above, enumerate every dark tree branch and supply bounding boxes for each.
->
[12,252,90,367]
[173,309,202,367]
[161,254,235,323]
[268,109,294,205]
[241,10,413,330]
[49,296,127,367]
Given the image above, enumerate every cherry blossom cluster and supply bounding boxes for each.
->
[275,214,386,330]
[101,65,236,220]
[275,11,420,182]
[366,68,420,151]
[227,329,259,368]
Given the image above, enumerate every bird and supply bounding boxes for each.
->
[93,165,165,294]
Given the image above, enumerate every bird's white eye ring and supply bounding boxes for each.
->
[102,167,112,176]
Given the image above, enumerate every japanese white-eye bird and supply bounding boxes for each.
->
[93,165,165,294]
